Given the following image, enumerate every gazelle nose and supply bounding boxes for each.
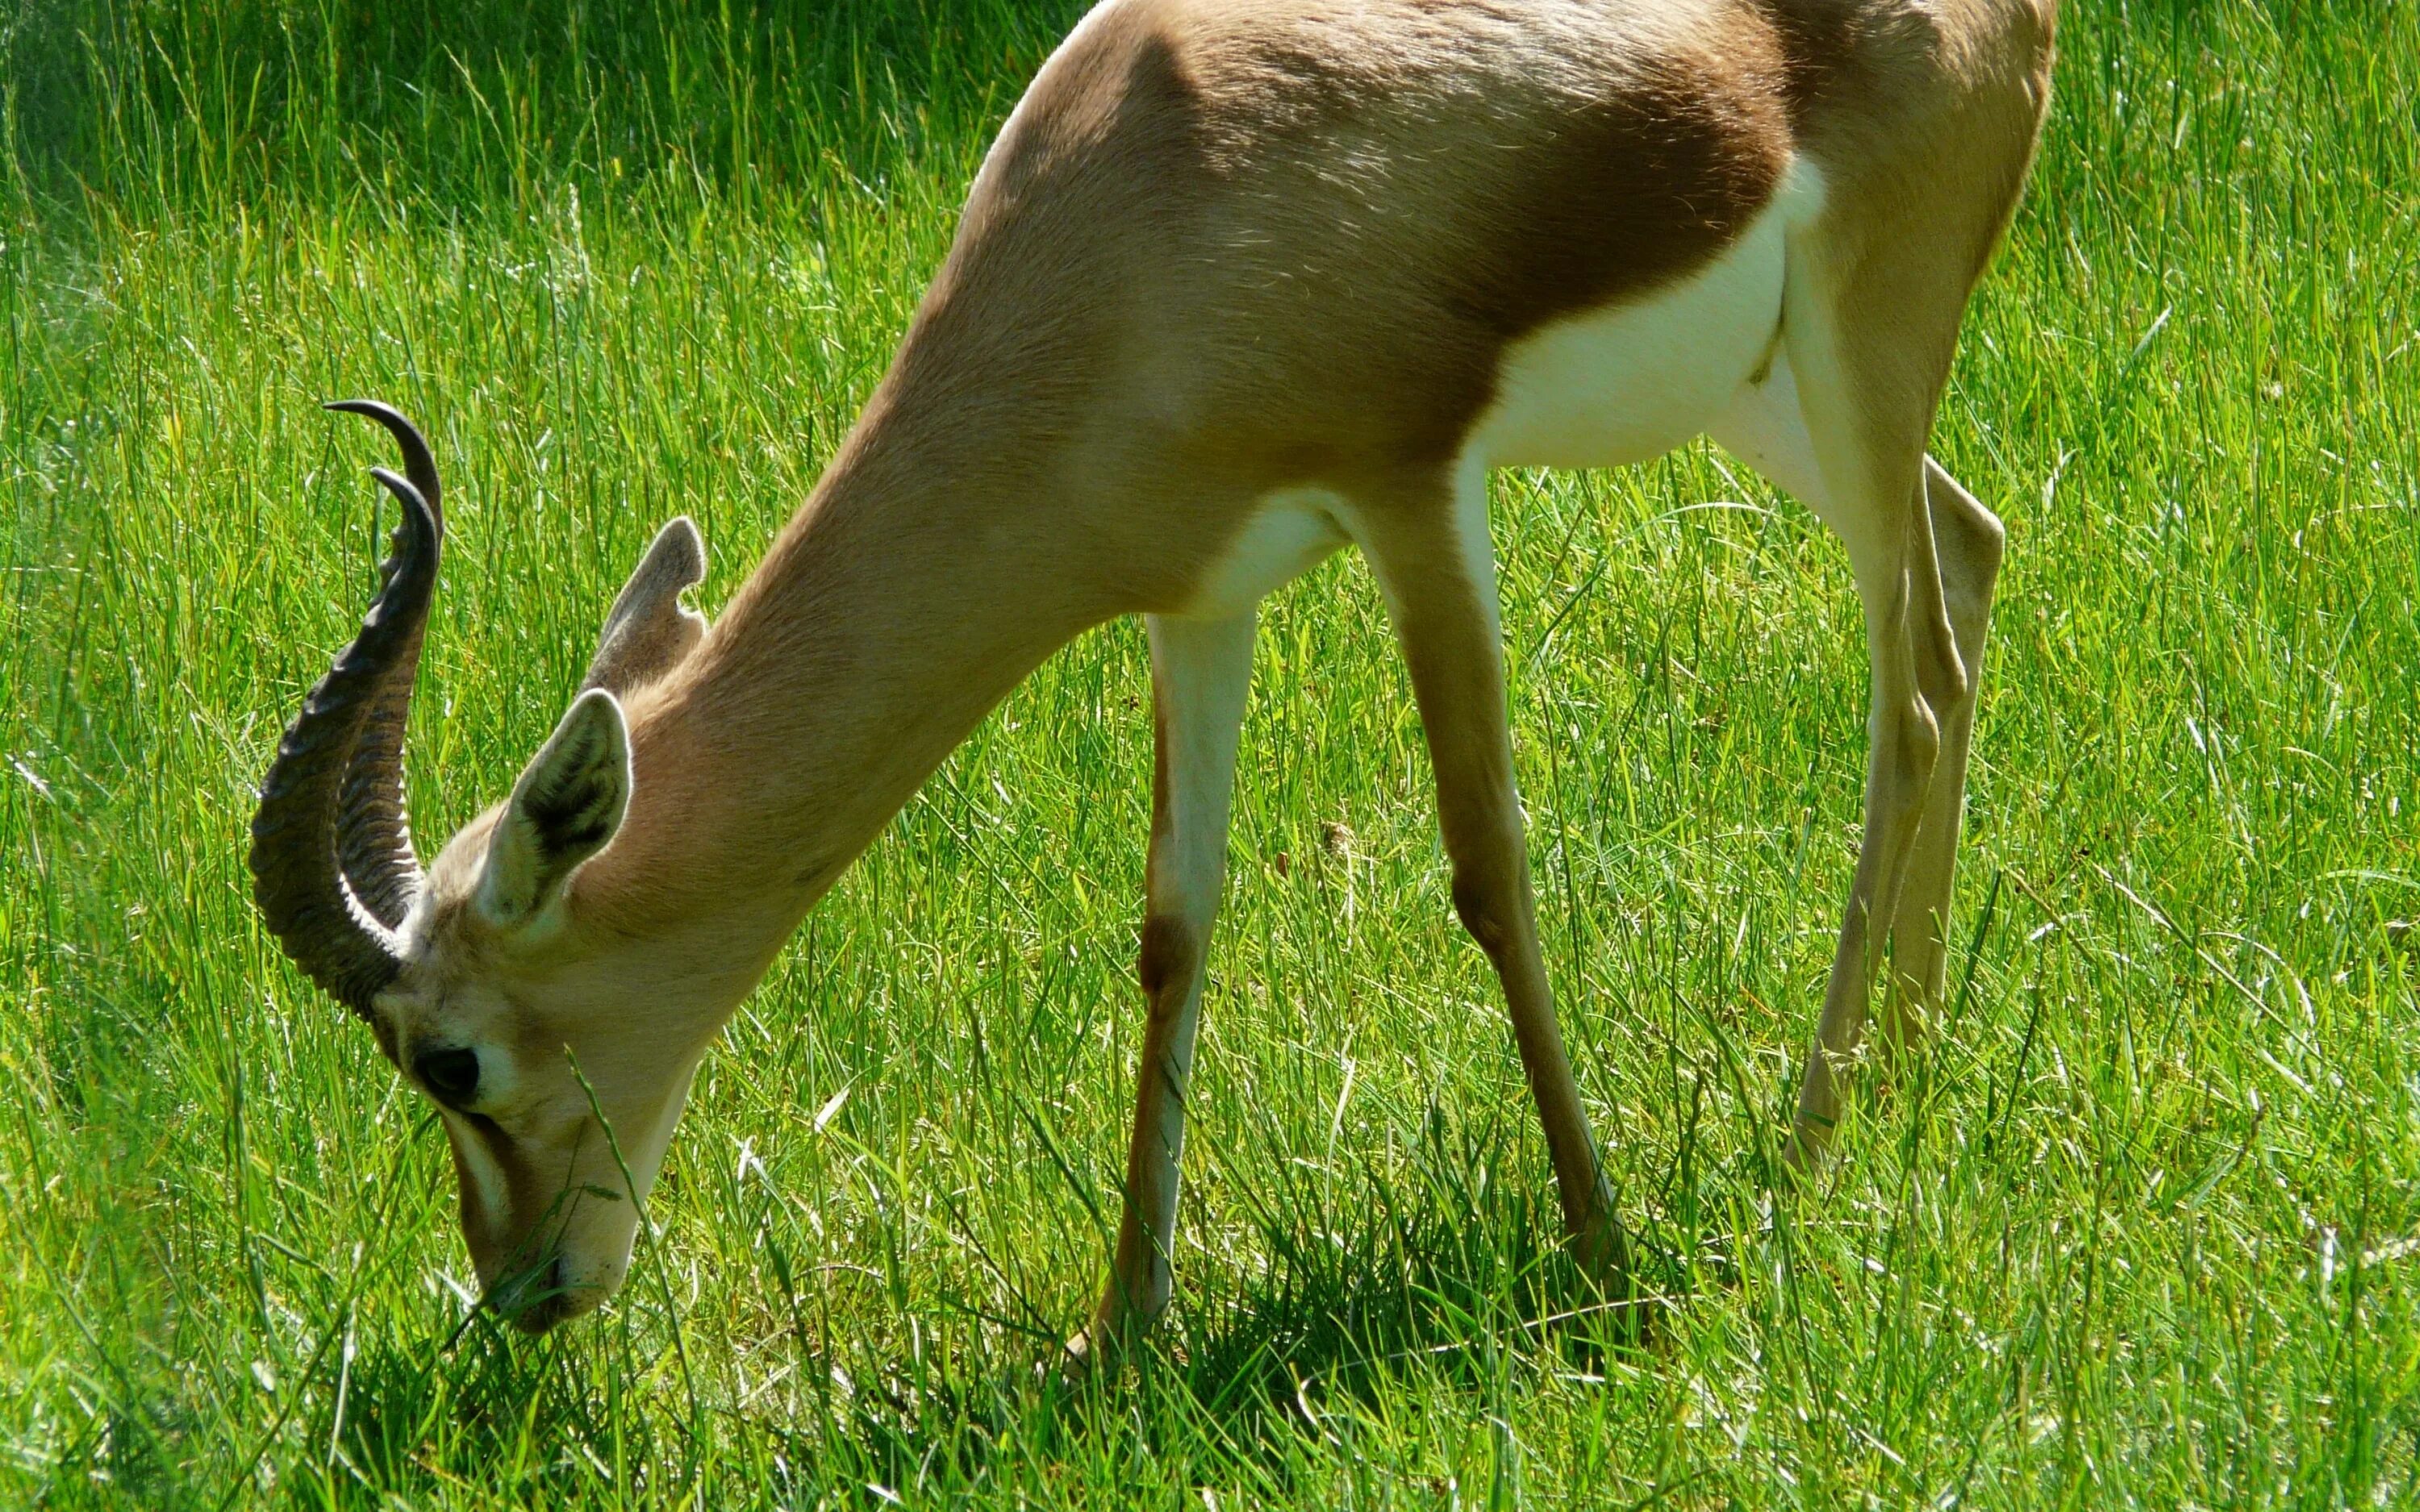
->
[497,1255,571,1335]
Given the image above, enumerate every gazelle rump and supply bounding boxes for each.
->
[250,0,2055,1347]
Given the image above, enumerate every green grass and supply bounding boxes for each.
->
[3,0,2417,1504]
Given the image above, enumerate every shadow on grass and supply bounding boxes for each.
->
[795,1105,1724,1495]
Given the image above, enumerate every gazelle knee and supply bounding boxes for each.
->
[1450,872,1511,956]
[1137,914,1204,1013]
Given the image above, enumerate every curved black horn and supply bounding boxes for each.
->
[323,401,443,929]
[249,403,446,1015]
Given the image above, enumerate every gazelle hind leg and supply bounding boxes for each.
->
[1350,464,1626,1285]
[1792,512,1954,1163]
[1876,459,2002,1051]
[1072,610,1256,1365]
[1713,260,1976,1166]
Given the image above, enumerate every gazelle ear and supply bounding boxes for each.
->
[478,689,631,928]
[582,517,707,697]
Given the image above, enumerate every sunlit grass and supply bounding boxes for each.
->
[2,0,2416,1505]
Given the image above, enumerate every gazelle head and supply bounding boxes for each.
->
[251,402,732,1331]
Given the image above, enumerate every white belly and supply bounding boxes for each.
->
[1473,162,1821,471]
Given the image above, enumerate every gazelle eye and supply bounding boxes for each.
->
[414,1046,482,1106]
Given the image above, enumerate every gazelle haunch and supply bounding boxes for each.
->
[252,0,2055,1347]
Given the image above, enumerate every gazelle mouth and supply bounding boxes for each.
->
[493,1255,574,1335]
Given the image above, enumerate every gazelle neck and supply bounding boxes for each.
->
[587,393,1115,939]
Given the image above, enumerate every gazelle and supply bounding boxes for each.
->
[252,0,2055,1349]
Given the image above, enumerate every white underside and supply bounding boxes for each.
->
[1179,160,1834,621]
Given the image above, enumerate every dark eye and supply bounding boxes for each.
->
[414,1046,482,1107]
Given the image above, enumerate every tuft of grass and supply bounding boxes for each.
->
[3,0,2416,1505]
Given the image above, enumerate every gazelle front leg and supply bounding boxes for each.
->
[1354,473,1626,1286]
[1071,610,1256,1365]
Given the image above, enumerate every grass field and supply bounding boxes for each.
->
[4,0,2418,1504]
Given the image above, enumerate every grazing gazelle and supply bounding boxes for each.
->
[252,0,2055,1347]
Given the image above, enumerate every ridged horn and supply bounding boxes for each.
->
[249,402,446,1016]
